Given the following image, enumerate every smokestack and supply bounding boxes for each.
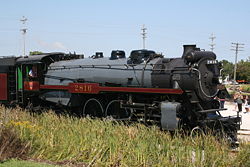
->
[182,45,196,58]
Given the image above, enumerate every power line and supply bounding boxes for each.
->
[20,16,28,57]
[231,42,244,83]
[141,24,147,49]
[209,33,216,52]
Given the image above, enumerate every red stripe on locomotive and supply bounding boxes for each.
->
[40,84,68,90]
[39,83,183,94]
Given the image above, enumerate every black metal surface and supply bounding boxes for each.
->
[16,52,83,65]
[110,50,126,60]
[127,49,156,64]
[184,51,216,63]
[0,57,16,67]
[182,45,197,58]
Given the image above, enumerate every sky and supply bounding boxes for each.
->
[0,0,250,63]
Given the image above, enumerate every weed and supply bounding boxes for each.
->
[0,126,29,161]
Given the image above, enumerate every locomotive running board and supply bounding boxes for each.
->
[198,108,227,113]
[40,83,184,94]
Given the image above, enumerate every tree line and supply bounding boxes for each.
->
[221,57,250,82]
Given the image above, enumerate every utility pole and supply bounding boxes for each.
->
[141,24,147,49]
[20,16,28,57]
[231,42,244,84]
[209,33,216,52]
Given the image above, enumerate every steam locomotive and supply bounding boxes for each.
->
[0,45,241,142]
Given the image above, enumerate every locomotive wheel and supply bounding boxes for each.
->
[83,98,104,118]
[105,100,130,120]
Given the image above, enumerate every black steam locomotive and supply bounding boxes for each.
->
[0,45,241,142]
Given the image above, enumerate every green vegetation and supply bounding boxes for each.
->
[226,84,250,96]
[29,51,44,55]
[1,106,250,166]
[241,84,250,93]
[221,58,250,81]
[237,59,250,81]
[0,159,56,167]
[221,60,234,80]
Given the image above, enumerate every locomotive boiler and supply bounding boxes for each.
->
[0,45,241,142]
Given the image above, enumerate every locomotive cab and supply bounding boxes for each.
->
[15,53,65,105]
[15,52,84,106]
[16,61,44,106]
[20,63,41,91]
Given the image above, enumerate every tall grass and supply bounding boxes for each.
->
[1,106,250,166]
